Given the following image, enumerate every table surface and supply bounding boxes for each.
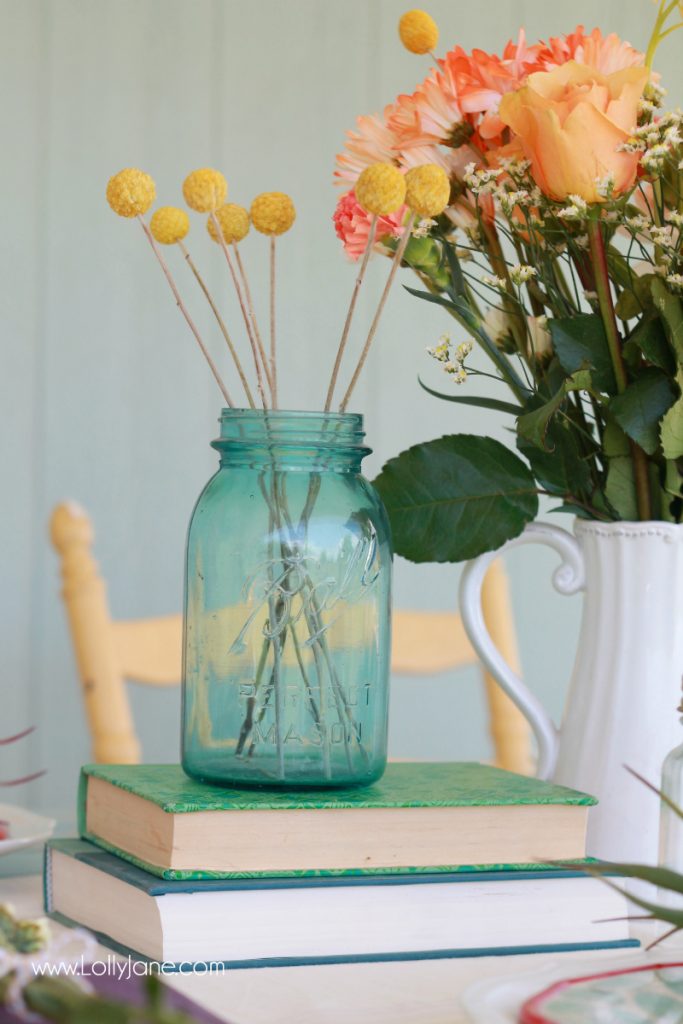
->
[3,864,681,1024]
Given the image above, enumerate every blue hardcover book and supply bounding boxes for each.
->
[45,840,638,968]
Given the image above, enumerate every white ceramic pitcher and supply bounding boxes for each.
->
[460,519,683,863]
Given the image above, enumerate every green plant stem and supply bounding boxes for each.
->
[537,489,612,522]
[588,219,652,521]
[413,267,529,404]
[480,218,529,361]
[646,0,682,67]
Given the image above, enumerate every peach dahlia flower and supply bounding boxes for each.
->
[443,31,549,145]
[540,26,646,75]
[385,31,552,159]
[335,107,399,186]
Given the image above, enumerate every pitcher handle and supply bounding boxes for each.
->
[459,522,586,780]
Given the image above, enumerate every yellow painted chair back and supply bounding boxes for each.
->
[50,502,532,774]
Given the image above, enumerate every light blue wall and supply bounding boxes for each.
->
[2,0,678,815]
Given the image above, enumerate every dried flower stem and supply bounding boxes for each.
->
[324,215,377,412]
[209,212,268,409]
[270,236,278,408]
[339,214,416,412]
[137,216,234,407]
[178,241,255,408]
[232,243,273,396]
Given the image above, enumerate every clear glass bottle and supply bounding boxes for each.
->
[659,696,683,906]
[181,410,392,788]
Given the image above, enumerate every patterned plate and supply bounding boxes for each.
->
[461,951,673,1023]
[521,962,683,1023]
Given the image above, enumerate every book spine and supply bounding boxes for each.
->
[76,767,89,839]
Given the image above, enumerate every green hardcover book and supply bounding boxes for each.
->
[78,763,595,880]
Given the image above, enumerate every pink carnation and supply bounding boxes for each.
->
[333,190,407,261]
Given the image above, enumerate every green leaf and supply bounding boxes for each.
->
[665,458,683,499]
[373,434,539,563]
[615,289,643,321]
[610,270,658,322]
[418,378,522,415]
[544,356,570,395]
[609,368,676,455]
[661,370,683,459]
[549,314,617,394]
[624,316,675,375]
[663,459,683,522]
[517,370,596,453]
[548,502,594,519]
[585,860,683,898]
[518,423,592,497]
[442,240,466,300]
[605,456,638,520]
[651,277,683,366]
[626,764,683,823]
[517,390,568,451]
[403,285,473,323]
[603,418,630,457]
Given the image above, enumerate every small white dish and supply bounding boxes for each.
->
[0,803,55,856]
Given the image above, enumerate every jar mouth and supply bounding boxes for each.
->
[212,408,371,454]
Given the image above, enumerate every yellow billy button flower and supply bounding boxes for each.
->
[150,206,190,245]
[250,192,296,236]
[207,204,250,244]
[106,168,156,218]
[398,9,439,55]
[182,169,227,213]
[405,164,450,217]
[355,163,406,216]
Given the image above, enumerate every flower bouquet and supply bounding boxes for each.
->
[331,5,683,854]
[334,4,683,562]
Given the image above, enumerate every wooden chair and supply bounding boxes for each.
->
[50,502,533,774]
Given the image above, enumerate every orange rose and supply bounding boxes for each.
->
[499,61,648,203]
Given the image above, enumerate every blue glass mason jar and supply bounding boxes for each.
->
[181,410,392,788]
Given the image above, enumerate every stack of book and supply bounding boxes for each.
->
[45,762,637,967]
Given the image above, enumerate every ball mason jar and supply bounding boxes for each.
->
[181,410,392,788]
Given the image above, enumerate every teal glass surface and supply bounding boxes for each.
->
[181,410,392,788]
